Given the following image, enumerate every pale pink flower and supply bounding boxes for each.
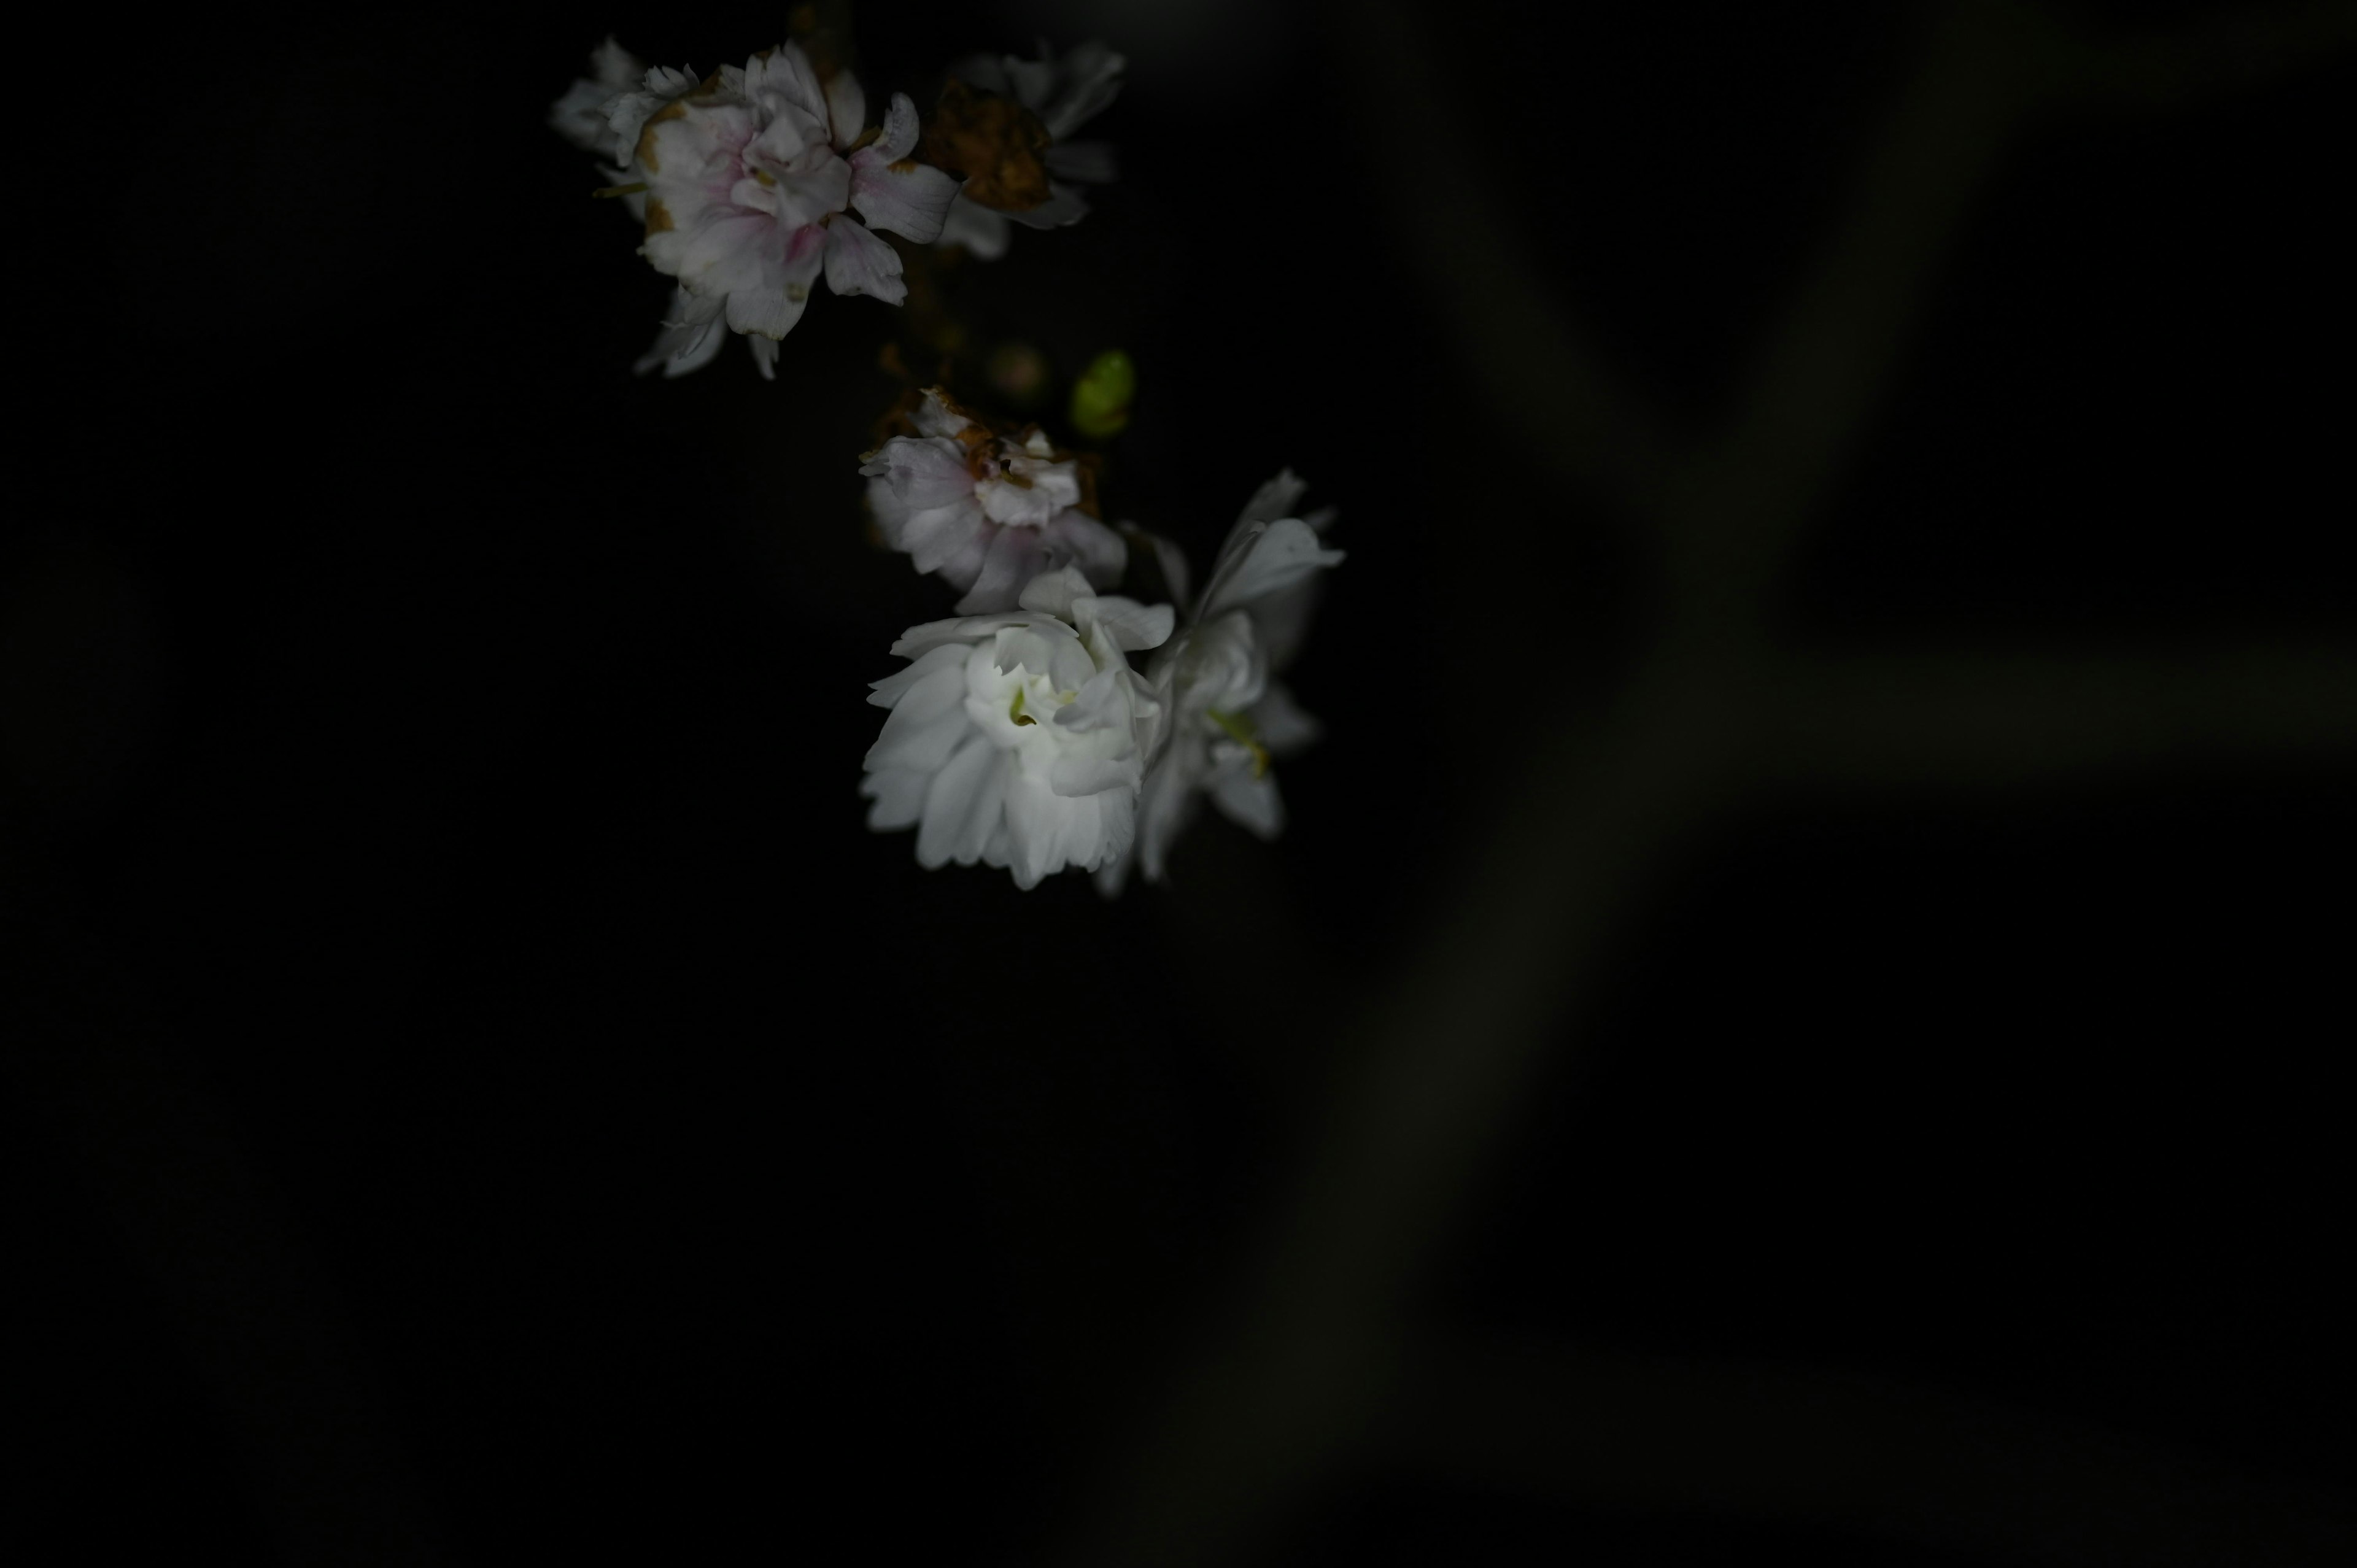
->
[862,390,1128,612]
[632,45,959,374]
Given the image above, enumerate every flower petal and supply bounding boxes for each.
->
[1198,517,1345,622]
[917,733,1004,868]
[1209,764,1285,840]
[860,768,929,830]
[959,527,1051,614]
[824,69,867,149]
[850,124,961,244]
[822,217,907,304]
[937,197,1012,259]
[872,90,923,163]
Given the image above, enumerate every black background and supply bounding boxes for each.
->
[10,1,2353,1562]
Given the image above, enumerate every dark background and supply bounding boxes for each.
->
[10,1,2353,1562]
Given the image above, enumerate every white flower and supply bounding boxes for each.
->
[862,389,1128,612]
[631,45,959,374]
[1101,471,1344,893]
[861,567,1175,889]
[934,41,1125,260]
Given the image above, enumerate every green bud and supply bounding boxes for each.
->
[1069,349,1137,439]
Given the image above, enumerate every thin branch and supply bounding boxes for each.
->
[1074,654,1768,1566]
[1387,1335,2357,1567]
[1762,643,2357,789]
[1326,0,1674,510]
[1674,1,2053,596]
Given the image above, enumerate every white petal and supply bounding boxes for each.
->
[865,672,974,774]
[1134,745,1203,884]
[1005,185,1089,231]
[911,388,972,440]
[849,142,961,244]
[744,44,826,123]
[824,69,867,149]
[871,91,923,163]
[867,641,970,708]
[862,436,970,510]
[860,768,929,830]
[937,198,1012,259]
[959,527,1051,615]
[1198,518,1345,622]
[1083,596,1174,654]
[1250,682,1323,755]
[1209,765,1285,840]
[632,288,728,378]
[1040,512,1129,590]
[1016,565,1094,620]
[889,613,1037,662]
[822,217,907,303]
[1039,41,1126,139]
[917,734,1003,868]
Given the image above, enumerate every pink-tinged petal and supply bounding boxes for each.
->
[1040,512,1129,590]
[748,99,828,164]
[906,507,991,585]
[822,217,906,304]
[662,212,770,295]
[861,436,972,512]
[959,527,1051,614]
[743,44,827,125]
[724,224,827,339]
[824,70,867,149]
[849,138,960,244]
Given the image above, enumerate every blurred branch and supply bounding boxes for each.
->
[1388,1335,2357,1567]
[1675,2,2051,598]
[1077,655,1763,1565]
[1085,6,2355,1562]
[1326,0,1674,511]
[1764,643,2357,788]
[2063,0,2357,113]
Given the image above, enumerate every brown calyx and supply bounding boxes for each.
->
[915,79,1054,212]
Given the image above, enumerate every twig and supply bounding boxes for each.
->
[1763,643,2357,789]
[1326,0,1674,511]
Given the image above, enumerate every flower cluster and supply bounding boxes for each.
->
[555,38,960,376]
[864,438,1343,891]
[554,29,1345,892]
